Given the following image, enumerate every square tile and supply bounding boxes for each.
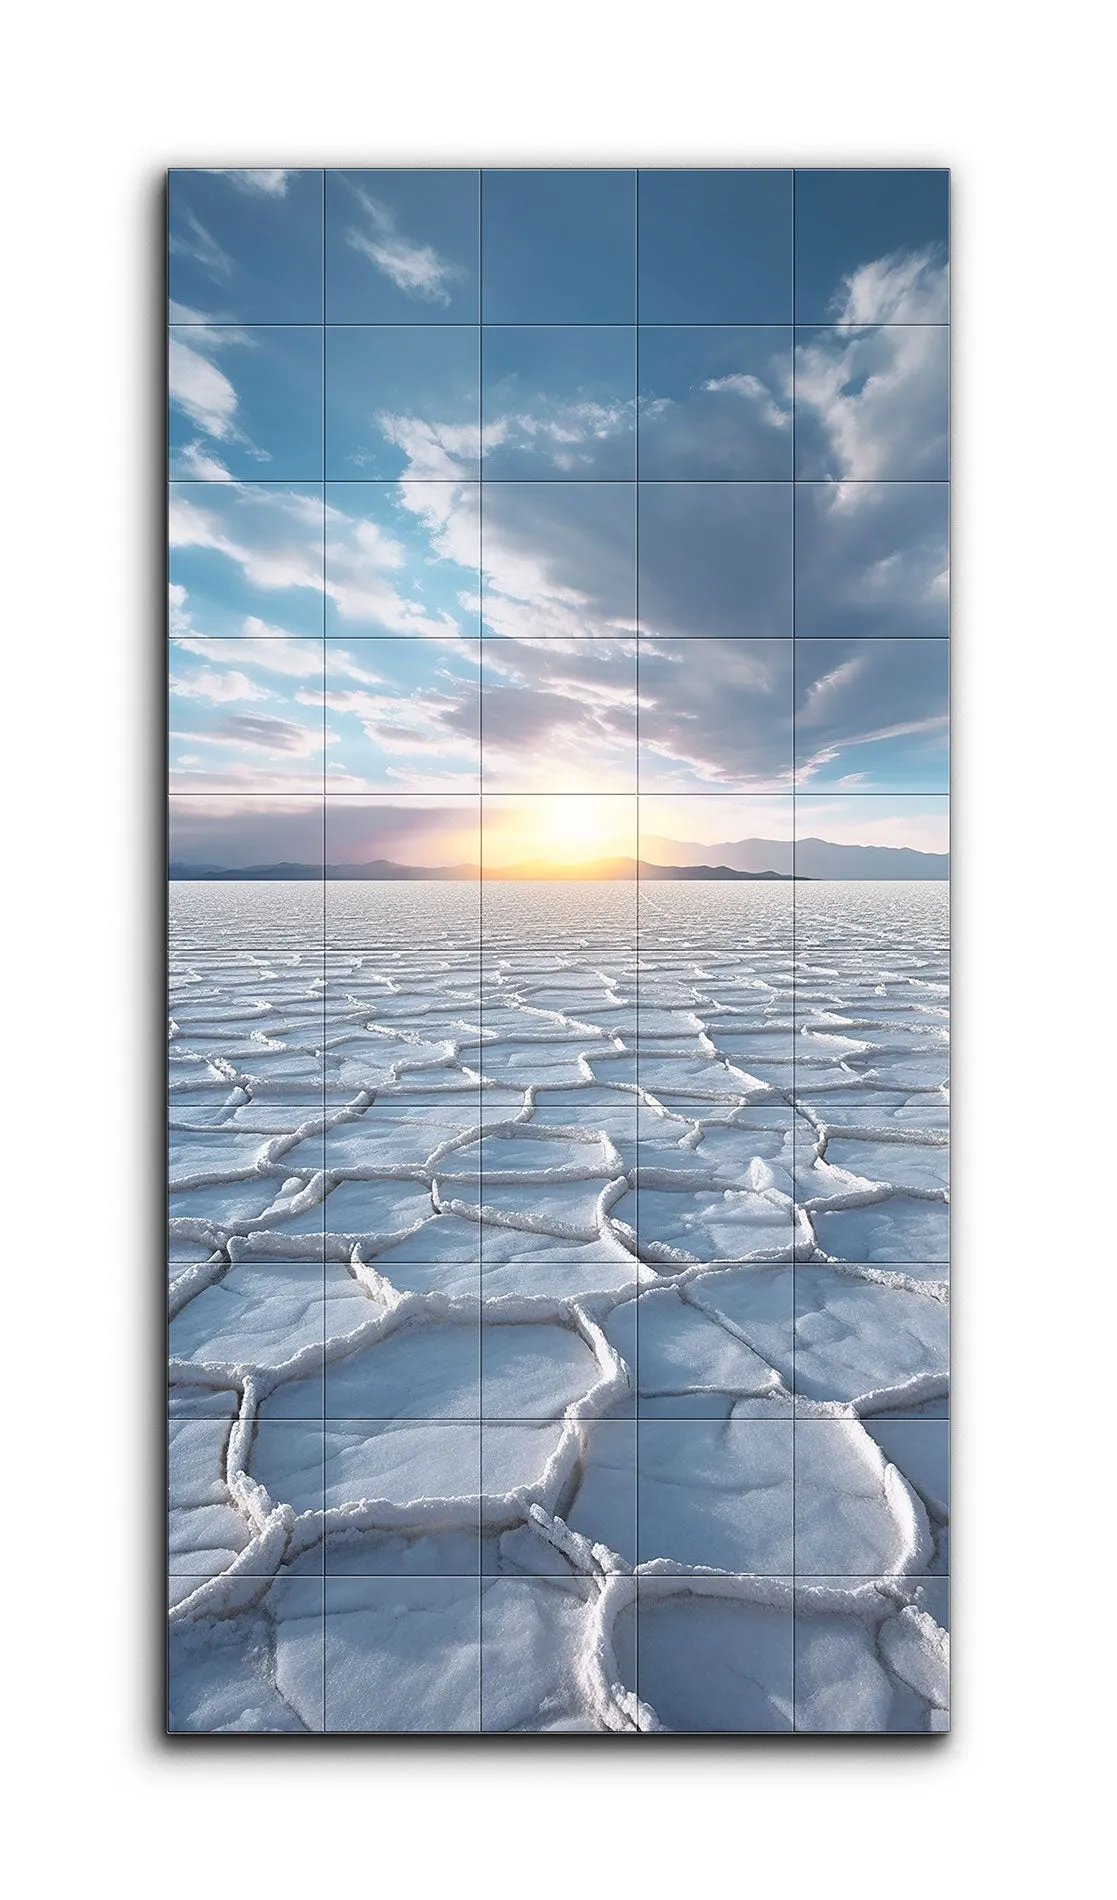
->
[481,637,635,793]
[679,1264,796,1408]
[168,1111,325,1267]
[638,637,793,792]
[795,324,949,481]
[482,170,635,323]
[793,169,949,326]
[794,1418,945,1574]
[318,1100,480,1266]
[794,1575,949,1731]
[169,1113,325,1260]
[481,791,637,889]
[323,1307,481,1418]
[169,481,325,640]
[169,789,324,881]
[324,942,482,1095]
[169,169,324,324]
[482,328,636,480]
[481,1312,619,1420]
[476,1090,638,1290]
[481,1576,601,1730]
[324,795,479,932]
[170,326,323,482]
[625,1094,796,1264]
[793,791,949,880]
[794,638,949,792]
[608,1274,791,1418]
[324,480,479,641]
[636,1576,794,1732]
[481,1419,569,1524]
[637,483,792,637]
[324,636,480,792]
[169,636,325,795]
[635,1418,794,1570]
[638,169,793,323]
[793,1263,949,1413]
[482,480,635,637]
[168,1575,324,1732]
[794,482,949,640]
[325,170,479,323]
[168,868,327,1107]
[477,1105,638,1268]
[324,1576,480,1730]
[637,328,792,479]
[320,1419,480,1568]
[325,326,479,480]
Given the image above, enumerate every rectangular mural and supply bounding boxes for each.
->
[168,168,949,1733]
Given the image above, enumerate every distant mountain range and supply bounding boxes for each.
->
[169,857,798,883]
[641,835,949,881]
[171,835,948,882]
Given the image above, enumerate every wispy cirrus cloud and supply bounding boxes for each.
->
[212,169,293,198]
[168,208,233,282]
[345,184,463,305]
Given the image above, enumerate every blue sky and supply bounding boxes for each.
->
[793,170,949,323]
[168,168,949,871]
[326,171,479,323]
[482,171,635,323]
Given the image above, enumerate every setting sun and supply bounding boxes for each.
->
[483,794,636,870]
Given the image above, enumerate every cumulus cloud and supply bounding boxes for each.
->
[169,667,270,704]
[832,245,948,324]
[170,487,323,595]
[795,251,949,480]
[173,630,320,675]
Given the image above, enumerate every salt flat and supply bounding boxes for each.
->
[168,880,949,1732]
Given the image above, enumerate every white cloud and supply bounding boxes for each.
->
[173,711,322,758]
[833,245,948,324]
[169,209,233,282]
[346,185,462,305]
[169,489,323,594]
[701,373,790,431]
[795,252,949,480]
[169,334,242,439]
[170,667,271,704]
[173,633,320,677]
[213,169,292,197]
[175,441,233,480]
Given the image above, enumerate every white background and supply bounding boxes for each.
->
[2,1,1110,1889]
